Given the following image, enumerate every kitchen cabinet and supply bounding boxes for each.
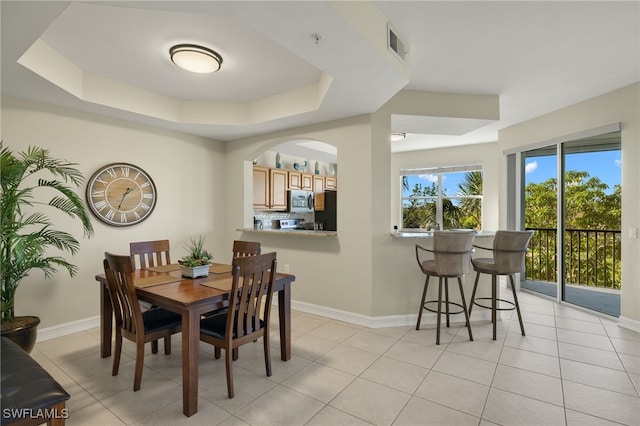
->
[288,172,301,189]
[313,175,325,194]
[325,176,337,190]
[301,174,313,191]
[253,166,287,210]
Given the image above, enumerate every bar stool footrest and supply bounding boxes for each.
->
[472,297,516,311]
[422,300,466,315]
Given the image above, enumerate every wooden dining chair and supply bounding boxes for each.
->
[129,239,171,269]
[232,240,261,258]
[199,252,277,398]
[103,252,182,391]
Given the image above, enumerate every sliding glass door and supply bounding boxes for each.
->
[519,130,621,317]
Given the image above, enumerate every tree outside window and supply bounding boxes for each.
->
[401,167,482,230]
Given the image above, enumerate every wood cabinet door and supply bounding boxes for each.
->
[313,175,325,194]
[270,169,288,210]
[253,166,270,209]
[325,176,337,190]
[301,174,313,191]
[288,172,301,189]
[314,191,325,211]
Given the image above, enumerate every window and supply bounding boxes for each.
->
[400,165,483,230]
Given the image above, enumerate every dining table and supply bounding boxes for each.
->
[94,262,296,417]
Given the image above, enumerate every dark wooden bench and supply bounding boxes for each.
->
[1,337,70,425]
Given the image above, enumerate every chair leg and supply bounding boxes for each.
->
[458,277,473,342]
[233,348,239,361]
[468,272,481,322]
[263,331,272,377]
[214,346,221,359]
[151,339,158,354]
[509,275,526,336]
[225,346,235,398]
[436,277,443,345]
[112,334,123,376]
[491,274,497,340]
[164,335,171,355]
[444,278,451,328]
[416,275,430,330]
[133,340,145,391]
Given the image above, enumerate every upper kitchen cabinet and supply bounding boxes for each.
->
[253,166,287,210]
[313,175,325,194]
[325,176,337,190]
[288,172,313,191]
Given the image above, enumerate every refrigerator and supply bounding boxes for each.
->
[314,190,337,231]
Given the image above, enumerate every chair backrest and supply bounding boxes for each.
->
[130,240,171,269]
[432,230,476,277]
[232,240,261,259]
[103,252,144,335]
[226,252,277,342]
[492,230,534,274]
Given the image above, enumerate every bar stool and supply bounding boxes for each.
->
[468,230,534,340]
[415,230,476,345]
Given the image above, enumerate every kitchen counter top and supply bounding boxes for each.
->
[237,228,337,237]
[391,230,495,239]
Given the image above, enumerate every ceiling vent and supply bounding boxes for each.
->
[387,23,407,63]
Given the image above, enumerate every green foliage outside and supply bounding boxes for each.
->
[525,170,621,289]
[402,171,482,230]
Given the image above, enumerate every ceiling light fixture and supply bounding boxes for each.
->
[170,44,222,74]
[390,132,406,142]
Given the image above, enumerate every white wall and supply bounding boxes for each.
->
[2,97,226,328]
[498,83,640,326]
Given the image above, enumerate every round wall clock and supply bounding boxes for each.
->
[86,163,157,226]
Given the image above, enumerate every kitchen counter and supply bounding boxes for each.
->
[391,230,495,239]
[237,228,337,237]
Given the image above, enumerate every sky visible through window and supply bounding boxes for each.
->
[402,172,470,197]
[525,150,621,194]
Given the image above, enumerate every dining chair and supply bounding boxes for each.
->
[103,252,182,391]
[468,230,534,340]
[415,230,475,345]
[232,240,261,258]
[129,239,171,269]
[199,251,277,398]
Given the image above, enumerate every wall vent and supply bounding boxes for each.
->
[387,23,407,63]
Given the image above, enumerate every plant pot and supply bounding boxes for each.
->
[1,315,40,353]
[180,264,210,279]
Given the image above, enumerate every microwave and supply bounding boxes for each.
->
[288,190,314,213]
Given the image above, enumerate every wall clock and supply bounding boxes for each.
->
[86,163,157,226]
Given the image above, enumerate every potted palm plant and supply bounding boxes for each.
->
[178,235,213,278]
[0,143,94,352]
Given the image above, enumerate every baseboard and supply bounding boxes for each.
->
[36,316,101,342]
[618,316,640,333]
[290,300,493,329]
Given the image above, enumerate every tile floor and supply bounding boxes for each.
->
[30,291,639,425]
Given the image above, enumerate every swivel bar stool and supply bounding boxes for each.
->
[468,230,534,340]
[415,230,476,345]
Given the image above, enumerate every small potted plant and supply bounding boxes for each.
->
[178,235,213,278]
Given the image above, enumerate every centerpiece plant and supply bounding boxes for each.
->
[0,142,94,351]
[178,235,213,278]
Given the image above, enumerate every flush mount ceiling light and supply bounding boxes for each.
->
[170,44,222,74]
[390,132,406,142]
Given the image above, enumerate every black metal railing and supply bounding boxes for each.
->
[525,227,621,290]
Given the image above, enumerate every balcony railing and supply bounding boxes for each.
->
[525,227,621,290]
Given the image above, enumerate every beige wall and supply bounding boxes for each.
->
[2,97,226,328]
[498,83,640,325]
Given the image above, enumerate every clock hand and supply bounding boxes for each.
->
[117,187,133,210]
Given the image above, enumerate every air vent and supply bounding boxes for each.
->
[387,23,407,63]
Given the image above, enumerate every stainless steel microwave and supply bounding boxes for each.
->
[288,190,314,213]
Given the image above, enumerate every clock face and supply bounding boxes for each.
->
[86,163,157,226]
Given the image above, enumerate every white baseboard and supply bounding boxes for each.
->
[290,300,493,329]
[36,316,101,342]
[618,316,640,333]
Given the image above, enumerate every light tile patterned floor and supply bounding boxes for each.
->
[30,291,640,425]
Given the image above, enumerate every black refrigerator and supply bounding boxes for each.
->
[314,190,337,231]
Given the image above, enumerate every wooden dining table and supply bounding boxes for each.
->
[94,262,296,417]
